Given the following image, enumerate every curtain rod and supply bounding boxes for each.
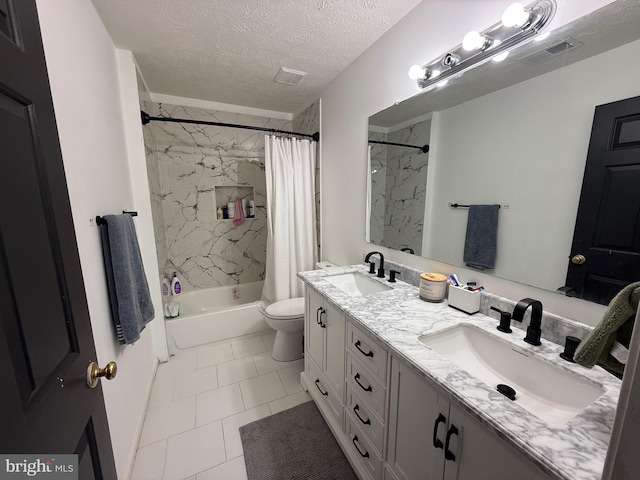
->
[368,139,429,153]
[141,111,319,142]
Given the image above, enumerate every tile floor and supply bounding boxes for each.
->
[131,331,311,480]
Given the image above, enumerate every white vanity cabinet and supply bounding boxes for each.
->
[303,284,551,480]
[304,287,347,426]
[343,322,390,480]
[386,357,550,480]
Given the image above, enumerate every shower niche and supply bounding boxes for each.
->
[214,185,255,220]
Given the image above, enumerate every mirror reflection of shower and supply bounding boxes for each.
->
[367,117,431,256]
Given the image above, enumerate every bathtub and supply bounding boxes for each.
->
[165,281,270,354]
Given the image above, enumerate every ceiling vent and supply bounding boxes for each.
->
[274,67,307,86]
[519,38,583,65]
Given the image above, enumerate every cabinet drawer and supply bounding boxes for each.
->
[348,322,388,382]
[346,353,386,421]
[346,383,385,456]
[307,359,343,428]
[345,413,383,480]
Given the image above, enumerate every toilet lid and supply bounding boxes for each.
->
[265,297,305,319]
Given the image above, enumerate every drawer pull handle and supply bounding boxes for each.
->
[355,340,374,357]
[316,307,322,325]
[432,413,446,449]
[320,308,326,328]
[316,307,326,328]
[444,424,459,462]
[354,373,372,392]
[314,379,328,396]
[352,435,370,458]
[353,404,371,425]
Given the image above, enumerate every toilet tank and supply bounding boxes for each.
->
[316,261,338,269]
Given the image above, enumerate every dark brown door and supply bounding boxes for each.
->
[566,95,640,305]
[0,1,117,478]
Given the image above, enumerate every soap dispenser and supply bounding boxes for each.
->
[171,272,182,296]
[491,306,513,333]
[167,272,182,318]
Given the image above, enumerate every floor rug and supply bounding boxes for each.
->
[240,400,359,480]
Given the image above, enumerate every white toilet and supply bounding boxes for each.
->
[262,261,337,362]
[262,297,305,362]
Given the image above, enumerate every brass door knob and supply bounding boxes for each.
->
[87,361,117,389]
[571,254,586,265]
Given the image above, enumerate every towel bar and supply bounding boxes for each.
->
[96,211,138,226]
[449,203,509,209]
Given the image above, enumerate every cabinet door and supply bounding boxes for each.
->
[387,358,447,480]
[443,405,545,480]
[324,301,346,396]
[306,288,324,369]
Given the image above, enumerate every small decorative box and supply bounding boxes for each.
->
[447,285,481,314]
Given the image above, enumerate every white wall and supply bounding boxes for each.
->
[425,39,640,291]
[36,1,161,478]
[116,50,169,364]
[319,0,615,325]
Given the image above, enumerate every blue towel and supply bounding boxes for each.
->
[463,204,500,271]
[99,214,154,345]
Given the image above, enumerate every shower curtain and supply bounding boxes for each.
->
[262,135,317,303]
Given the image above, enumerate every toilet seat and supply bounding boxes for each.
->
[264,297,305,320]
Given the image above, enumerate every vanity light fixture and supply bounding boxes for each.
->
[492,51,510,62]
[535,31,551,42]
[501,3,531,28]
[462,31,488,51]
[408,0,556,90]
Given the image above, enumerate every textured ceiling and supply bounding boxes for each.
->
[91,0,422,113]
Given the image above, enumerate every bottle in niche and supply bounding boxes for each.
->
[217,206,223,219]
[248,200,255,218]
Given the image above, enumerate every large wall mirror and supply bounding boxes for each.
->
[367,1,640,304]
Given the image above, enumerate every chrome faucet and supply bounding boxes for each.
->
[364,251,385,278]
[511,298,543,346]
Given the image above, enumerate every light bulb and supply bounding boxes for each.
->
[408,64,427,80]
[502,3,529,28]
[534,31,551,42]
[431,69,441,78]
[462,31,486,51]
[492,51,509,62]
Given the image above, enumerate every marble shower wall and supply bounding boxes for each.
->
[292,100,321,258]
[148,103,292,290]
[368,131,387,246]
[383,120,430,254]
[138,79,168,283]
[368,119,430,254]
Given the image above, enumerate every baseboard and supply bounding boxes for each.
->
[123,357,159,480]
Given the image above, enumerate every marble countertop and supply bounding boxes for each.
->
[299,264,621,480]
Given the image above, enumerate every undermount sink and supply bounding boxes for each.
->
[324,272,392,297]
[419,324,605,427]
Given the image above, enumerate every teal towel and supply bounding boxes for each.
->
[574,281,640,376]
